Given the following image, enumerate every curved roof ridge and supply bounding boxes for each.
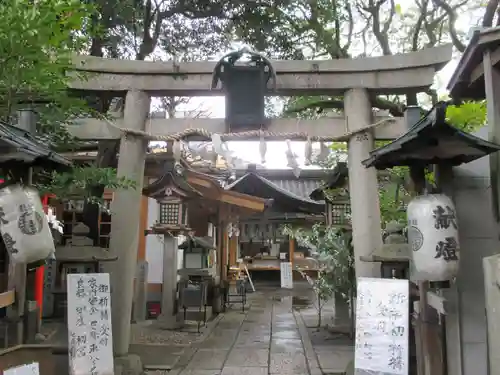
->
[226,172,324,206]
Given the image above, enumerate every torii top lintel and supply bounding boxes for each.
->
[69,45,452,97]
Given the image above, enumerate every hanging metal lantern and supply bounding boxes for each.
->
[407,194,459,282]
[211,47,276,130]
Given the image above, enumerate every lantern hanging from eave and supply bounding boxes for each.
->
[407,194,460,281]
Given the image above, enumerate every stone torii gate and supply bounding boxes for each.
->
[66,45,452,365]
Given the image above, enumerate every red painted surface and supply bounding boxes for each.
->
[147,302,161,319]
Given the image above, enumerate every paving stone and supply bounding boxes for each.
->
[185,349,229,370]
[315,345,354,373]
[200,335,236,350]
[240,323,271,332]
[269,353,308,374]
[272,321,298,330]
[210,328,239,338]
[234,337,270,348]
[179,370,221,375]
[272,330,301,340]
[270,338,303,353]
[224,348,269,367]
[221,367,268,375]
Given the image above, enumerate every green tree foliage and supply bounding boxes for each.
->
[0,0,134,202]
[446,101,487,132]
[283,224,354,327]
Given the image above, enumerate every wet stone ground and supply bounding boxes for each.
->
[171,287,316,375]
[42,282,353,375]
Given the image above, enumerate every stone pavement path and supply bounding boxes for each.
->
[173,290,317,375]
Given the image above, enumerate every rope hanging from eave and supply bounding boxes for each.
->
[111,117,397,142]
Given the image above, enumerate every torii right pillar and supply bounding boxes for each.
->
[344,88,383,279]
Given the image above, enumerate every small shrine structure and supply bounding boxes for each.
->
[363,101,500,375]
[447,25,500,375]
[225,165,324,280]
[0,110,71,347]
[141,157,271,327]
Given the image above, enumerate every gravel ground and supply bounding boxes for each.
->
[130,322,206,346]
[42,320,208,346]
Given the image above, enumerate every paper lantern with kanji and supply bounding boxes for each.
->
[407,194,460,281]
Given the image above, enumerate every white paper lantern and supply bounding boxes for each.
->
[407,194,459,281]
[0,185,56,264]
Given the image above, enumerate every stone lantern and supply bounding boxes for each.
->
[360,221,410,279]
[142,160,202,329]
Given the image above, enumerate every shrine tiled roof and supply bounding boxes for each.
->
[0,120,71,167]
[226,165,325,214]
[362,102,500,169]
[309,162,348,201]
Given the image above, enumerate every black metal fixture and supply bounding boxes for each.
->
[142,160,202,235]
[211,47,277,130]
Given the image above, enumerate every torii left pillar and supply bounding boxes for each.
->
[345,88,383,279]
[108,90,150,371]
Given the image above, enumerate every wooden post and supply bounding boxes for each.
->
[434,162,461,375]
[222,230,229,282]
[417,281,433,375]
[288,237,295,265]
[7,262,26,344]
[228,236,237,267]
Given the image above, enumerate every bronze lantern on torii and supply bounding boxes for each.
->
[212,47,277,130]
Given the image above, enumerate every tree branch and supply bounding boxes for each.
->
[285,95,405,117]
[431,0,466,52]
[362,0,393,55]
[483,0,500,27]
[412,0,428,51]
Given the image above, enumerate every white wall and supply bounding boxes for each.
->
[145,198,163,283]
[452,127,500,375]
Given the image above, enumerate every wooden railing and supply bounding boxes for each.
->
[0,290,14,309]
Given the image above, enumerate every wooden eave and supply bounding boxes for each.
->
[225,172,324,214]
[448,26,500,100]
[362,102,500,169]
[0,289,15,308]
[184,169,273,212]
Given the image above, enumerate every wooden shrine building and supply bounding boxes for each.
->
[224,164,325,281]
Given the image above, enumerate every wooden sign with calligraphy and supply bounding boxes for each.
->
[354,278,409,375]
[67,273,114,375]
[280,262,293,289]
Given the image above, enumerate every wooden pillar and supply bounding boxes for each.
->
[137,195,148,261]
[288,237,295,265]
[222,230,229,281]
[484,50,500,222]
[228,236,238,266]
[435,163,462,375]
